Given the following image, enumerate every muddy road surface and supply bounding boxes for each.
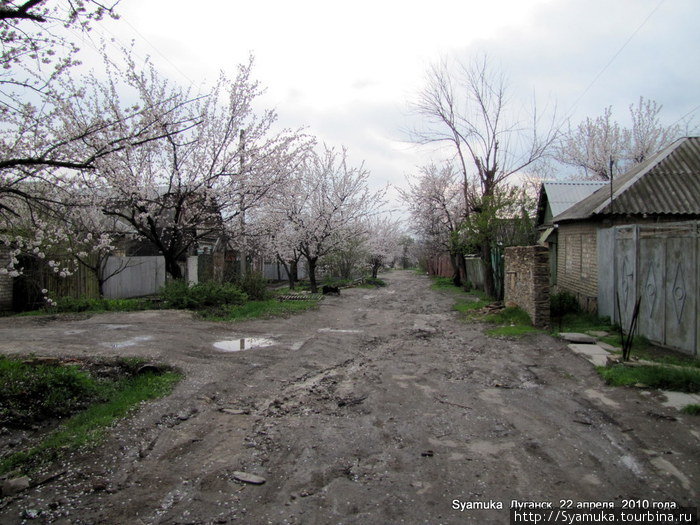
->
[0,270,698,524]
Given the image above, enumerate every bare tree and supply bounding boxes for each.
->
[411,55,557,297]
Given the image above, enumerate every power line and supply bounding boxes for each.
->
[118,15,199,89]
[60,0,199,91]
[564,0,667,121]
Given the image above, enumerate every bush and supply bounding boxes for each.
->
[236,272,270,301]
[160,280,247,309]
[50,296,96,312]
[551,291,580,317]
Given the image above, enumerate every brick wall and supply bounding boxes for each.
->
[504,245,550,327]
[556,222,598,312]
[0,245,12,311]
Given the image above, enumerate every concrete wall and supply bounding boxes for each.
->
[0,245,12,311]
[504,245,550,328]
[556,222,599,312]
[102,256,166,299]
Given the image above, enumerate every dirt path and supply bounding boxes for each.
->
[0,271,698,524]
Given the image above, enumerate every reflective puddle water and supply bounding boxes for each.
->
[101,335,153,349]
[318,328,363,334]
[213,337,275,352]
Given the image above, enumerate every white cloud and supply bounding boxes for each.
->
[89,0,700,216]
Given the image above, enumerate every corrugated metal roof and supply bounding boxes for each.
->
[554,137,700,222]
[542,181,607,217]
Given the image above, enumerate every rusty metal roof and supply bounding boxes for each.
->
[554,137,700,222]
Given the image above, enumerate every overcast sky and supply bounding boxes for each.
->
[87,0,699,210]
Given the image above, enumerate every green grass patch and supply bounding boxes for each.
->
[0,356,98,426]
[486,325,542,338]
[681,404,700,415]
[361,277,386,287]
[597,364,700,393]
[430,276,460,291]
[481,307,541,338]
[13,297,153,316]
[0,357,181,476]
[483,306,532,325]
[453,298,490,314]
[552,312,613,334]
[199,298,319,321]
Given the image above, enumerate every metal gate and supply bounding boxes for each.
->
[605,222,698,356]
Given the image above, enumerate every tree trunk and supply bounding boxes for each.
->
[449,253,462,287]
[291,260,298,284]
[457,254,468,290]
[277,256,293,290]
[372,262,380,279]
[165,256,183,280]
[307,257,319,293]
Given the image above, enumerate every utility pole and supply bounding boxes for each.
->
[609,156,614,215]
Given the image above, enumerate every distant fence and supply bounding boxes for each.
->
[263,261,308,281]
[102,256,166,299]
[427,255,485,291]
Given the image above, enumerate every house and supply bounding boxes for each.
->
[552,137,700,356]
[536,180,607,285]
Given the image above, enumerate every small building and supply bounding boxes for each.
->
[536,180,606,286]
[552,137,700,356]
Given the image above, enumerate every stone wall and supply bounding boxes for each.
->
[0,245,12,311]
[504,245,550,328]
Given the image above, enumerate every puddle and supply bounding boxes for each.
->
[318,328,363,334]
[101,335,153,349]
[213,337,275,352]
[102,324,134,330]
[64,329,87,335]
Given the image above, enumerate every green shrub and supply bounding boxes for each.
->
[50,296,96,312]
[551,291,580,317]
[160,280,247,309]
[236,272,270,301]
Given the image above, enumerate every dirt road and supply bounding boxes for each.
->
[0,270,698,524]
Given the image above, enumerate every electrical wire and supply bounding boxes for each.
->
[564,0,667,121]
